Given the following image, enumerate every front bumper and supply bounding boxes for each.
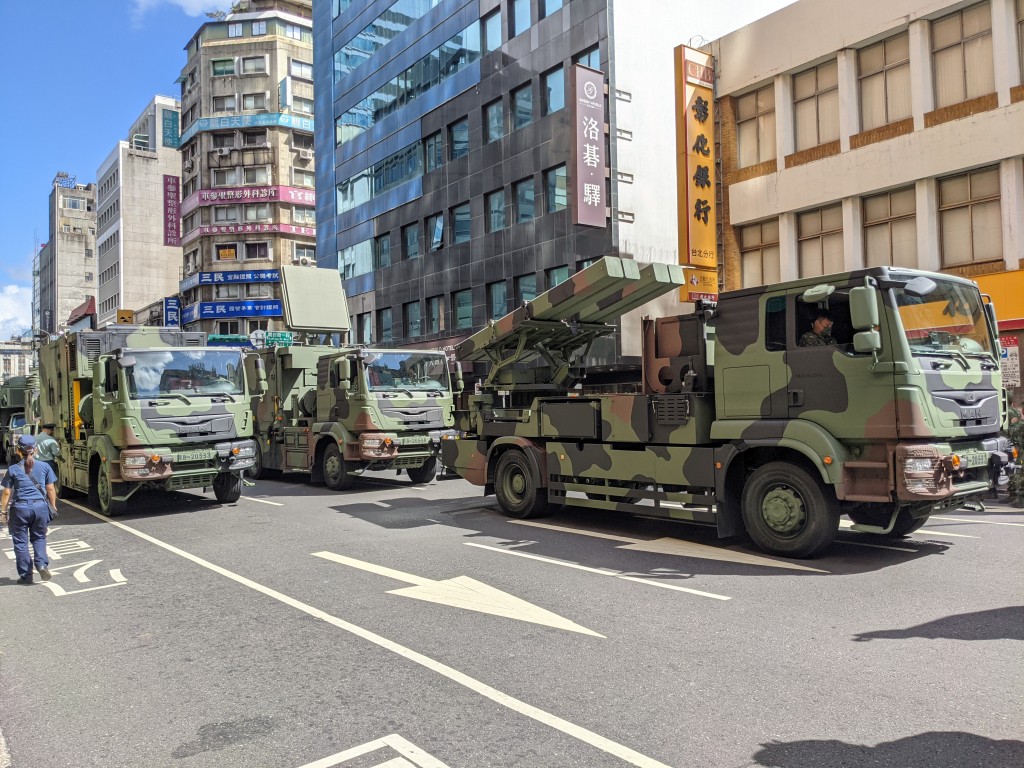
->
[353,429,460,463]
[896,436,1012,501]
[118,439,257,488]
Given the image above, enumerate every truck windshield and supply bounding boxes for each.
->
[10,414,25,429]
[895,280,995,360]
[363,350,450,393]
[125,350,245,398]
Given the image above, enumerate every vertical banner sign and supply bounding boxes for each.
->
[675,46,718,302]
[163,175,181,246]
[163,297,181,327]
[162,109,180,148]
[572,65,607,228]
[1001,335,1020,387]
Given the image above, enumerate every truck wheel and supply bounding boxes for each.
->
[741,462,838,558]
[322,443,354,491]
[96,463,128,517]
[214,472,242,503]
[495,450,550,519]
[406,457,437,485]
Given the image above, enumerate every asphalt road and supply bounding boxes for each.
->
[1,471,1022,768]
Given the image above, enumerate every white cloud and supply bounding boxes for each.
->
[0,285,32,342]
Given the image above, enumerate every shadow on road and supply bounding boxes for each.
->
[852,606,1024,642]
[751,732,1024,767]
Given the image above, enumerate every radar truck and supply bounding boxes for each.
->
[441,256,1013,558]
[38,327,262,515]
[243,265,460,488]
[1,375,33,464]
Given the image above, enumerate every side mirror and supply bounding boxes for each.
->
[335,359,352,392]
[849,286,879,331]
[254,357,269,395]
[853,329,882,354]
[452,364,464,393]
[117,355,137,369]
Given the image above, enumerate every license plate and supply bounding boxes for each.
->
[176,449,216,463]
[963,452,988,468]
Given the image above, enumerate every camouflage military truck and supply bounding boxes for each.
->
[0,375,32,464]
[243,265,460,488]
[441,256,1013,558]
[38,327,262,515]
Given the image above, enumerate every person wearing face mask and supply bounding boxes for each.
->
[0,434,58,585]
[798,308,838,347]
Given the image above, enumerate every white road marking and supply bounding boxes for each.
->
[245,496,284,507]
[39,581,125,597]
[58,499,667,768]
[913,529,979,539]
[931,516,1024,527]
[511,520,826,573]
[110,569,127,583]
[313,551,602,637]
[296,733,450,768]
[370,501,392,508]
[466,542,731,600]
[841,518,980,539]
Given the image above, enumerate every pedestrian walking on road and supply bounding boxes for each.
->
[36,423,61,478]
[1,434,58,585]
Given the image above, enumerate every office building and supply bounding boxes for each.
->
[96,95,184,327]
[37,175,96,335]
[177,0,316,337]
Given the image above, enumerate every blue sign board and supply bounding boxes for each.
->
[179,269,280,292]
[162,109,180,148]
[179,112,314,145]
[163,296,181,327]
[181,300,283,325]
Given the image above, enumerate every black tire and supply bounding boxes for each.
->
[322,442,354,491]
[96,462,128,517]
[406,457,437,485]
[494,449,550,519]
[847,507,928,537]
[741,461,838,558]
[214,472,243,503]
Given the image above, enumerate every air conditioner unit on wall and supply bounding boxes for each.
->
[183,159,195,172]
[217,147,231,157]
[297,149,313,161]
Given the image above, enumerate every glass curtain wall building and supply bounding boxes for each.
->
[314,0,688,364]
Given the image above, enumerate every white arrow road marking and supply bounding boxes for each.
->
[465,543,731,601]
[511,520,828,573]
[296,733,450,768]
[313,551,602,637]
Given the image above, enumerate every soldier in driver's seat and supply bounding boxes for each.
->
[798,308,838,347]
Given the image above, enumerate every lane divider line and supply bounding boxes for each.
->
[245,496,285,507]
[931,516,1024,527]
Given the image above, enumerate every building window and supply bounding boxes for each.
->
[378,308,393,343]
[228,22,242,38]
[283,24,303,40]
[863,187,917,268]
[797,204,843,277]
[252,20,267,35]
[403,223,419,259]
[293,206,315,225]
[242,93,266,111]
[546,266,569,288]
[427,213,444,250]
[243,130,267,146]
[242,56,266,74]
[214,205,239,223]
[512,84,533,129]
[250,320,269,333]
[424,132,443,172]
[514,274,537,304]
[245,242,270,261]
[356,313,371,344]
[486,190,505,232]
[545,165,567,213]
[859,33,911,130]
[483,8,502,52]
[246,283,271,298]
[451,203,471,243]
[575,46,600,71]
[514,178,535,223]
[292,131,313,150]
[219,321,241,335]
[293,169,315,187]
[427,296,443,334]
[212,132,234,149]
[541,0,563,19]
[213,95,236,112]
[736,84,776,168]
[404,301,421,338]
[939,166,1002,266]
[293,97,315,115]
[740,219,781,288]
[245,203,271,221]
[485,100,503,143]
[295,244,316,262]
[512,0,530,37]
[449,118,469,159]
[244,167,269,184]
[932,3,995,108]
[212,59,235,76]
[215,283,240,299]
[488,281,507,321]
[290,59,313,80]
[542,66,565,115]
[375,233,391,268]
[453,289,472,329]
[216,243,238,261]
[213,169,238,186]
[793,60,838,152]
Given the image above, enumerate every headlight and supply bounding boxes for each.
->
[123,456,148,467]
[361,437,384,449]
[233,444,256,458]
[904,458,935,473]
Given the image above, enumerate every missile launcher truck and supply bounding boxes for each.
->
[38,327,262,515]
[441,256,1013,558]
[243,265,460,488]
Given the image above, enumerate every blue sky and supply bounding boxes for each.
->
[0,0,791,341]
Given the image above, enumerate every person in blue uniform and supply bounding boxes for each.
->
[1,434,58,585]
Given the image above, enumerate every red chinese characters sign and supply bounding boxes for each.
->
[163,175,181,247]
[572,65,607,228]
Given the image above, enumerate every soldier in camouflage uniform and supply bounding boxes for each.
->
[1007,400,1023,506]
[798,308,838,347]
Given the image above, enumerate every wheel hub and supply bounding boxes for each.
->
[510,472,526,496]
[761,487,805,534]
